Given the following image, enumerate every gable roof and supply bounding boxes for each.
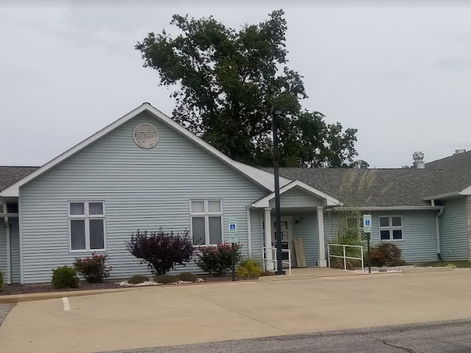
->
[251,180,342,208]
[0,103,290,197]
[425,150,471,196]
[0,166,39,192]
[272,168,445,207]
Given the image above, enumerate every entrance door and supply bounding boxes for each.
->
[272,216,294,267]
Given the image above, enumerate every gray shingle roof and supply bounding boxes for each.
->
[261,150,471,207]
[0,166,39,191]
[273,168,445,207]
[425,150,471,195]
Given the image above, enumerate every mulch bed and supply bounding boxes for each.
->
[0,275,251,296]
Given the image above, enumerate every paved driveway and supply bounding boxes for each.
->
[2,270,471,353]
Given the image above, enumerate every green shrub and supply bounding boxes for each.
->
[127,274,150,284]
[237,259,262,278]
[154,274,180,284]
[370,243,406,267]
[74,252,112,283]
[195,242,242,276]
[0,270,4,290]
[179,272,198,282]
[51,266,80,289]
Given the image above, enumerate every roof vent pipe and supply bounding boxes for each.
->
[412,151,425,169]
[454,149,466,155]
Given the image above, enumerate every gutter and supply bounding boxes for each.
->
[423,191,460,201]
[431,199,444,261]
[326,206,445,211]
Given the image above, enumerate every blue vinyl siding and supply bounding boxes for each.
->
[439,198,468,261]
[19,112,267,283]
[377,211,438,263]
[283,212,318,267]
[325,210,439,263]
[269,187,323,208]
[10,218,20,283]
[250,209,264,260]
[292,213,318,267]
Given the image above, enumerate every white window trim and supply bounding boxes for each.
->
[379,215,403,241]
[68,200,106,252]
[190,199,223,246]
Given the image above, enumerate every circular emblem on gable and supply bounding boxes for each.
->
[133,123,159,149]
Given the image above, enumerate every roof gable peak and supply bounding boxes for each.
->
[1,103,282,197]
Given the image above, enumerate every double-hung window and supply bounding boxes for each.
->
[379,216,403,241]
[69,201,105,251]
[190,200,223,245]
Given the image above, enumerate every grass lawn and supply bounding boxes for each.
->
[415,261,471,268]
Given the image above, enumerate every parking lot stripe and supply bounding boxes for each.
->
[62,298,70,311]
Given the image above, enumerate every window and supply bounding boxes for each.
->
[190,200,223,245]
[379,216,403,241]
[69,201,105,251]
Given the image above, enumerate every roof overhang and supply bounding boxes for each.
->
[423,191,461,200]
[327,206,445,211]
[460,185,471,195]
[251,180,342,208]
[1,103,289,197]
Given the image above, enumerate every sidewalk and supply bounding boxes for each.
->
[1,269,471,353]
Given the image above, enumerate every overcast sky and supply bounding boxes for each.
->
[1,1,470,168]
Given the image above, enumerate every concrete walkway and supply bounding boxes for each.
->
[1,269,471,353]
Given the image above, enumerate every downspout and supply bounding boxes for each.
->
[3,203,11,284]
[246,206,252,256]
[431,199,444,261]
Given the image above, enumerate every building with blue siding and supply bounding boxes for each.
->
[1,103,470,284]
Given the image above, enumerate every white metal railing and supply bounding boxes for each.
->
[263,247,292,275]
[327,244,364,271]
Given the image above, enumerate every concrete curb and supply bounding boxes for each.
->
[403,267,454,274]
[0,280,259,303]
[0,267,460,302]
[259,271,361,282]
[0,287,139,304]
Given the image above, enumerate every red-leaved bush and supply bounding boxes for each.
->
[126,229,194,275]
[74,253,112,283]
[195,242,242,276]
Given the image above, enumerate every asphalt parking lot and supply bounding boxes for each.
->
[1,269,471,353]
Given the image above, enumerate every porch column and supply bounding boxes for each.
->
[3,203,11,284]
[264,207,274,271]
[317,206,327,267]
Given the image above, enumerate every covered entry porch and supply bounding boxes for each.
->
[250,180,341,271]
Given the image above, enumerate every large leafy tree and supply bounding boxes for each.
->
[136,10,360,167]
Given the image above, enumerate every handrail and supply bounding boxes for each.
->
[263,247,292,276]
[327,244,364,271]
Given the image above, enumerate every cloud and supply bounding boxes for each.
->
[435,57,471,72]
